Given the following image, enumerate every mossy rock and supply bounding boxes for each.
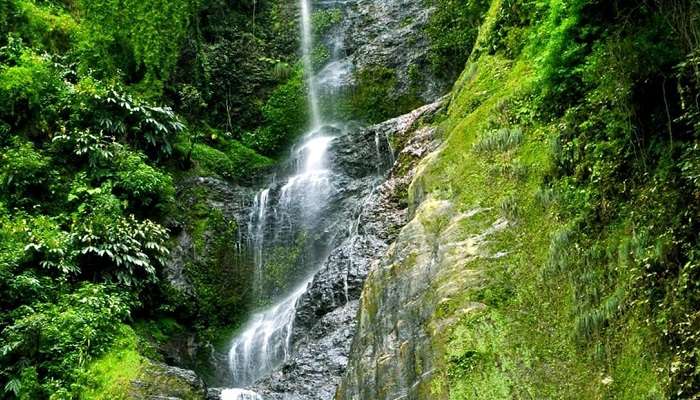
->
[130,361,207,400]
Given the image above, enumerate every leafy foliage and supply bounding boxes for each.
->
[69,185,170,288]
[0,284,133,398]
[426,0,489,78]
[312,9,342,37]
[0,137,52,208]
[86,89,185,158]
[0,0,296,397]
[74,0,199,93]
[0,47,65,136]
[112,150,175,210]
[242,66,309,155]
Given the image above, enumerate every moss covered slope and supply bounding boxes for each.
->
[342,0,699,398]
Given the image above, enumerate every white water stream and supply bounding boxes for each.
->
[300,0,321,130]
[222,0,337,397]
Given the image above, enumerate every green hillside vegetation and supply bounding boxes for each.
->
[414,0,699,398]
[0,0,303,396]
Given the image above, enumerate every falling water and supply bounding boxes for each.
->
[300,0,321,130]
[221,388,263,400]
[228,126,335,389]
[221,0,390,397]
[223,0,335,395]
[248,188,270,294]
[227,279,311,387]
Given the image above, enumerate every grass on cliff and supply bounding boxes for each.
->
[412,0,694,398]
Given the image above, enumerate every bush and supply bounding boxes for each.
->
[12,0,77,53]
[0,49,65,136]
[68,183,170,289]
[0,137,51,207]
[243,66,308,155]
[66,88,185,159]
[112,150,175,210]
[473,127,523,153]
[74,0,198,92]
[52,128,118,170]
[426,0,489,78]
[23,214,76,275]
[0,283,133,398]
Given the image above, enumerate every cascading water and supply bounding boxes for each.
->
[248,188,270,295]
[221,0,390,398]
[227,129,335,389]
[222,0,337,397]
[300,0,321,130]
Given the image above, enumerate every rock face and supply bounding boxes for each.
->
[167,176,256,297]
[336,201,508,399]
[315,0,444,108]
[163,176,257,383]
[163,0,446,392]
[335,117,512,399]
[246,100,446,399]
[345,0,443,101]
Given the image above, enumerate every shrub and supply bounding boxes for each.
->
[69,184,170,288]
[67,88,185,159]
[243,67,309,155]
[0,283,133,398]
[13,0,77,53]
[0,49,65,135]
[52,128,119,169]
[23,215,76,275]
[190,140,272,182]
[426,0,489,78]
[112,150,175,210]
[74,0,198,91]
[473,127,523,153]
[0,137,51,207]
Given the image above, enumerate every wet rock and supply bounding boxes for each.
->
[166,176,256,296]
[247,100,445,399]
[162,176,257,384]
[336,135,511,399]
[315,0,444,104]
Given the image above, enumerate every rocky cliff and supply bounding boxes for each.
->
[245,100,445,399]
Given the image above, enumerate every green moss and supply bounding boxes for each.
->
[258,233,308,302]
[312,9,342,36]
[243,66,309,155]
[407,0,694,396]
[424,0,489,80]
[345,65,423,124]
[14,0,77,53]
[186,137,273,182]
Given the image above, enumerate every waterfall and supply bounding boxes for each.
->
[228,129,335,389]
[248,188,270,295]
[224,0,334,395]
[221,0,384,397]
[221,388,262,400]
[227,280,310,387]
[300,0,321,130]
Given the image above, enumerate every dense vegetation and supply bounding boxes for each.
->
[0,0,305,396]
[412,0,700,398]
